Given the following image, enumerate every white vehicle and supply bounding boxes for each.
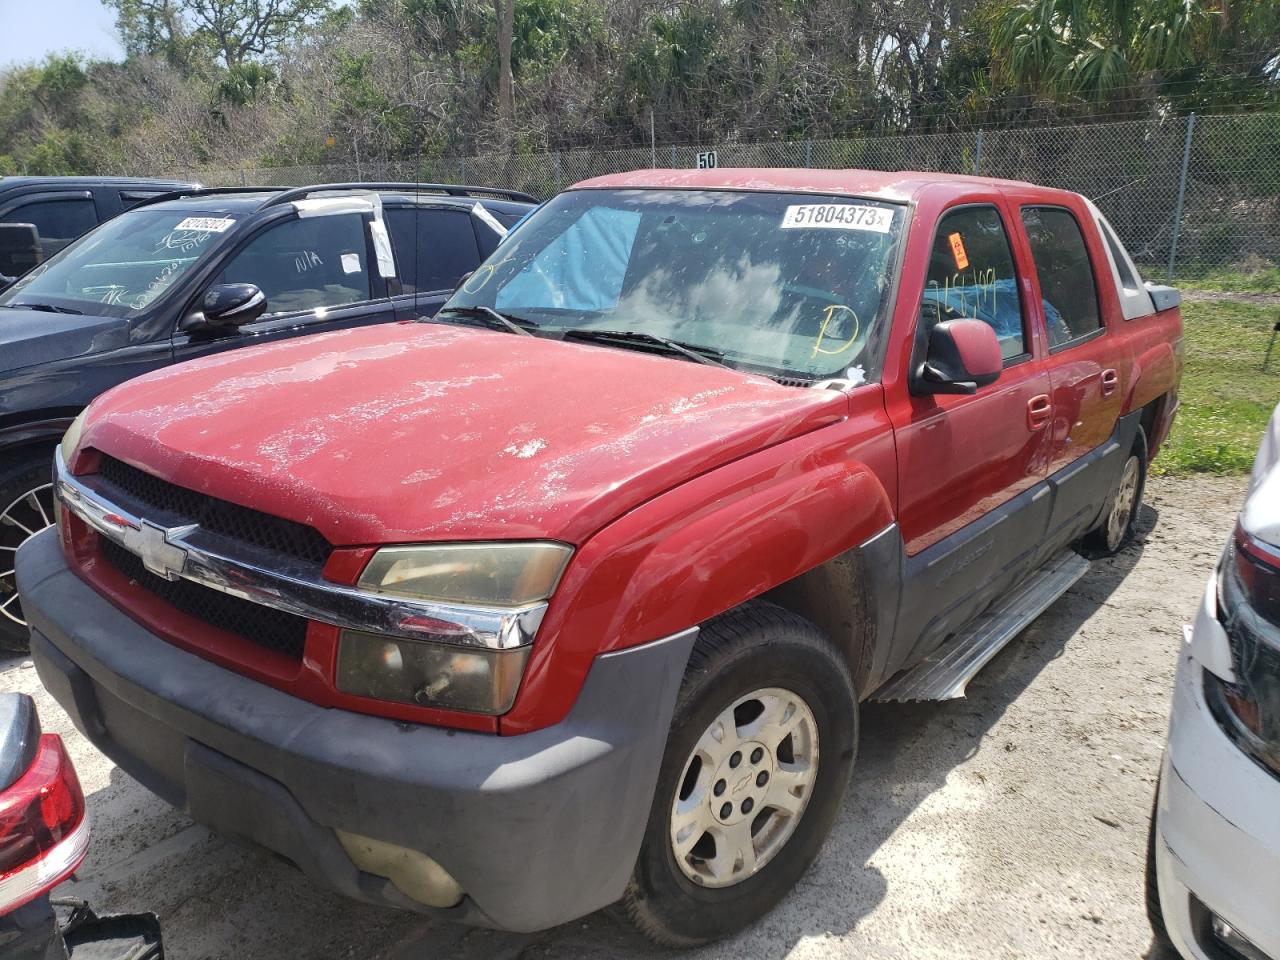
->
[1151,404,1280,960]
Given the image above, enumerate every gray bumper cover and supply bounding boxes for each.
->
[16,528,696,933]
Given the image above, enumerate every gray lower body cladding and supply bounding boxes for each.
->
[16,528,696,933]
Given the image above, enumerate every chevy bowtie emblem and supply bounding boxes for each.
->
[124,520,196,582]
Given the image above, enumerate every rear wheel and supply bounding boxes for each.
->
[1085,427,1147,556]
[0,448,57,653]
[621,602,857,947]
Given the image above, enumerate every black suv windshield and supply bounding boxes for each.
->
[443,188,905,380]
[0,208,241,318]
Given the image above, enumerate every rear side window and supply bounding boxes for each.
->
[921,205,1026,361]
[219,212,372,317]
[386,208,481,293]
[1021,206,1102,348]
[7,197,98,258]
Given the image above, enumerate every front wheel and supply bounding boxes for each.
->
[0,448,58,653]
[621,602,857,947]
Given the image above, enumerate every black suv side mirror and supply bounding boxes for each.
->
[186,283,268,332]
[0,223,41,280]
[915,318,1002,395]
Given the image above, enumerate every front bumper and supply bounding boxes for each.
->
[1155,585,1280,960]
[16,528,696,933]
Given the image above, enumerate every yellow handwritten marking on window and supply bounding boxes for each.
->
[811,304,860,358]
[460,247,520,295]
[948,232,970,271]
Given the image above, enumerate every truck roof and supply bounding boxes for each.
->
[573,168,1075,204]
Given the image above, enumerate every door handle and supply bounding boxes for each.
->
[1027,394,1052,431]
[1101,368,1119,397]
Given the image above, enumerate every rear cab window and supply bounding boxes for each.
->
[1020,206,1103,348]
[922,205,1028,363]
[385,206,483,294]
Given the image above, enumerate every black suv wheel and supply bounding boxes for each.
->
[0,448,57,652]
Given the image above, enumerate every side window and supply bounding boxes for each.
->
[417,210,481,292]
[1020,206,1102,348]
[922,205,1026,361]
[219,213,372,317]
[8,198,98,259]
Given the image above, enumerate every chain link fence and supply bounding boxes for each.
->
[186,112,1280,287]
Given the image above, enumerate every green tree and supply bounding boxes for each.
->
[106,0,334,68]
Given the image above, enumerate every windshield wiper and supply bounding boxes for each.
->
[563,329,728,367]
[8,301,83,315]
[436,305,536,337]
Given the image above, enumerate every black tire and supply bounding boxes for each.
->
[621,601,858,947]
[1146,777,1174,950]
[0,447,58,653]
[1084,426,1148,557]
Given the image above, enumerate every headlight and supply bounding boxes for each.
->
[340,542,573,713]
[357,541,571,606]
[1208,548,1280,775]
[337,630,529,714]
[59,410,87,464]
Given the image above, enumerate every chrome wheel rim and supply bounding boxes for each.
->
[0,482,55,628]
[1106,456,1141,552]
[669,686,819,888]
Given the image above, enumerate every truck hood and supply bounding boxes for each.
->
[81,323,848,545]
[0,307,130,374]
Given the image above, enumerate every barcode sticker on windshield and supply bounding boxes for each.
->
[781,204,892,233]
[174,217,235,233]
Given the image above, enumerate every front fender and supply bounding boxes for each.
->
[501,387,897,733]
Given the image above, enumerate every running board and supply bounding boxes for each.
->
[870,551,1090,703]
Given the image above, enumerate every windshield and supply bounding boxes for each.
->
[442,189,905,381]
[0,208,241,317]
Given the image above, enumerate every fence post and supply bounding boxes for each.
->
[240,165,247,186]
[460,156,467,182]
[1167,112,1196,283]
[804,140,813,168]
[554,152,562,191]
[650,107,657,169]
[670,144,677,167]
[974,129,983,175]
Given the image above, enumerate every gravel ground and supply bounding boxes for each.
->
[0,473,1246,960]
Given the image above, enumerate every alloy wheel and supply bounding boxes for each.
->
[1105,455,1141,553]
[0,482,55,629]
[669,686,819,888]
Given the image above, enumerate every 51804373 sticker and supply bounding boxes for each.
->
[781,204,893,233]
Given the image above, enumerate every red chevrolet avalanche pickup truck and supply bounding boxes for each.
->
[16,169,1182,946]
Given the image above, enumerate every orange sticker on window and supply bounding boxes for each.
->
[948,232,970,271]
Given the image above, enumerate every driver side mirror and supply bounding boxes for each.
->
[915,319,1002,395]
[0,223,41,280]
[184,283,267,332]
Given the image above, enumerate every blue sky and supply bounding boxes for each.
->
[0,0,124,69]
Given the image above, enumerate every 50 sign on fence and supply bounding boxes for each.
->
[696,150,718,169]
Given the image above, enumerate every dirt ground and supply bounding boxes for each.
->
[0,473,1246,960]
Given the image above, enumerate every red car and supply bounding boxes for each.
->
[17,169,1182,946]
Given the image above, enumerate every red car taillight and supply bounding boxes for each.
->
[0,734,89,915]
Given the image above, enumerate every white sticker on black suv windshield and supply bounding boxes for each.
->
[781,204,892,233]
[173,217,235,233]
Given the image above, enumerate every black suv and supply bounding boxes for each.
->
[0,182,535,647]
[0,176,198,286]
